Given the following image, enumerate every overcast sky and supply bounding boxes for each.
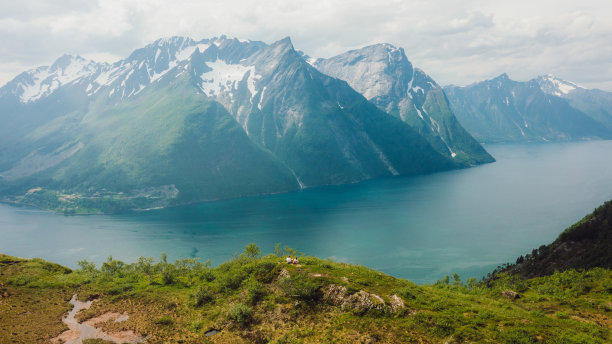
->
[1,0,611,90]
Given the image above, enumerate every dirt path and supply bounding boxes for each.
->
[51,294,146,344]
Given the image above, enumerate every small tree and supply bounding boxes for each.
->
[244,243,261,259]
[77,259,97,275]
[135,256,155,283]
[274,243,283,257]
[101,256,126,276]
[452,273,462,286]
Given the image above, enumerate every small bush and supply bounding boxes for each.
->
[217,269,248,292]
[193,286,213,307]
[229,303,253,326]
[501,328,538,344]
[154,316,173,325]
[252,261,279,283]
[394,287,417,300]
[189,320,204,332]
[555,311,570,319]
[246,280,267,305]
[7,274,37,286]
[278,274,320,302]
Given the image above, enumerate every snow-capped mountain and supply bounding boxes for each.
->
[536,74,612,131]
[536,74,582,97]
[0,36,460,212]
[311,44,493,165]
[444,74,612,142]
[8,55,101,103]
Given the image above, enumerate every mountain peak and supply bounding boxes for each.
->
[536,74,582,96]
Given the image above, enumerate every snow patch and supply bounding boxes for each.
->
[258,86,267,110]
[199,60,259,99]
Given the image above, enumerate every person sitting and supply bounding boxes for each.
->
[286,256,293,264]
[292,258,299,264]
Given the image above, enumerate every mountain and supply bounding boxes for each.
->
[0,36,456,213]
[444,74,612,143]
[537,74,612,131]
[491,200,612,279]
[311,44,494,165]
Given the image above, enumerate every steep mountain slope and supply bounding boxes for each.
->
[537,74,612,131]
[444,74,612,143]
[0,36,456,212]
[491,200,612,279]
[312,44,494,165]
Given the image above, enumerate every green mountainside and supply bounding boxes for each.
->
[490,201,612,280]
[2,201,612,343]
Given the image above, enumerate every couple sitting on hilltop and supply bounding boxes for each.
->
[285,256,299,264]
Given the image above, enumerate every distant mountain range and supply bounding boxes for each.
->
[444,74,612,143]
[0,36,491,213]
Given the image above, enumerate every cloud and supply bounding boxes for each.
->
[0,0,611,91]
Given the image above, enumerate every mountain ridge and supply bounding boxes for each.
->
[0,36,462,213]
[444,73,612,143]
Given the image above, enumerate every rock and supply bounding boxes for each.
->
[322,284,347,306]
[389,294,405,313]
[278,268,290,280]
[341,291,386,314]
[502,289,520,300]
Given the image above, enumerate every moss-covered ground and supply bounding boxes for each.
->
[0,247,610,343]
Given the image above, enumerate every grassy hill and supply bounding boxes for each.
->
[489,200,612,279]
[1,245,610,343]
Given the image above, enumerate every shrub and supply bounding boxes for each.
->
[217,269,248,292]
[394,287,417,300]
[189,320,204,332]
[193,286,213,307]
[228,303,253,325]
[252,261,279,283]
[246,280,267,305]
[100,256,127,277]
[154,316,173,325]
[501,328,538,344]
[7,274,37,286]
[278,274,320,302]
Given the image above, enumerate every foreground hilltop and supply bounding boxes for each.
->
[2,201,612,343]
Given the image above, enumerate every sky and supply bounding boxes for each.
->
[1,0,612,90]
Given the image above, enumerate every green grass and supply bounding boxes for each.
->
[1,244,610,343]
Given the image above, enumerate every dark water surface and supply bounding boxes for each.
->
[2,141,612,284]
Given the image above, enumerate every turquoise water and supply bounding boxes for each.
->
[2,141,612,284]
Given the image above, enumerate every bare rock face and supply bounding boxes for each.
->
[278,268,290,280]
[502,289,520,300]
[321,284,408,314]
[322,284,347,306]
[341,291,386,314]
[389,294,405,313]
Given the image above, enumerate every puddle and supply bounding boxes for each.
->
[51,294,146,344]
[205,329,220,337]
